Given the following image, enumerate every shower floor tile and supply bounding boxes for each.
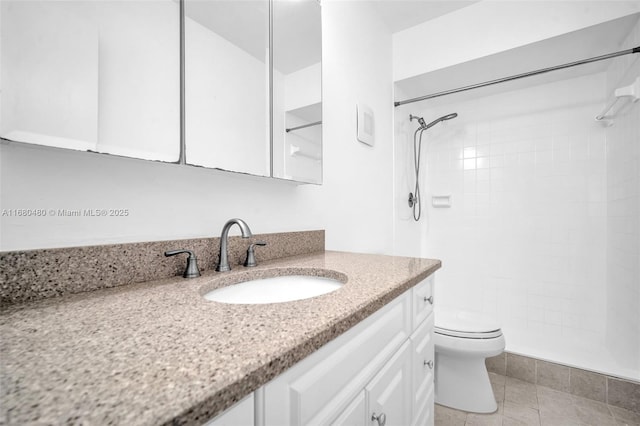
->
[435,373,639,426]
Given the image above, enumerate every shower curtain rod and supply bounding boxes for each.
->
[394,46,640,107]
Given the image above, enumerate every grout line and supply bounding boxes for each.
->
[491,351,640,415]
[437,374,632,426]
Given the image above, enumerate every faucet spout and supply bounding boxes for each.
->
[215,218,253,272]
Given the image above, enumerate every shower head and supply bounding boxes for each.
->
[409,114,427,129]
[424,112,458,130]
[410,113,458,130]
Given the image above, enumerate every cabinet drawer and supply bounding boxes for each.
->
[264,291,412,426]
[411,312,434,425]
[412,275,434,331]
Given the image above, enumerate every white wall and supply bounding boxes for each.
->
[604,16,640,378]
[0,0,394,256]
[393,0,640,81]
[313,0,394,254]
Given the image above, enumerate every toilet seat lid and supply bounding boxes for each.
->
[435,306,502,339]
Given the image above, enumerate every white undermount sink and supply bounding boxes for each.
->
[203,274,345,304]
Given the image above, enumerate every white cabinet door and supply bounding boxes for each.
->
[262,274,437,426]
[2,1,181,162]
[411,313,435,426]
[365,341,412,426]
[205,394,254,426]
[331,391,366,426]
[264,292,411,426]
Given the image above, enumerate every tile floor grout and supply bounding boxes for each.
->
[434,373,640,426]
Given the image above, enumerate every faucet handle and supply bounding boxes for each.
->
[165,249,201,278]
[244,241,267,267]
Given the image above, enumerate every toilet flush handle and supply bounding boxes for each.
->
[424,360,434,369]
[371,412,386,426]
[424,295,434,304]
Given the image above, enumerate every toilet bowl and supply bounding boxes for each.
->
[434,306,505,413]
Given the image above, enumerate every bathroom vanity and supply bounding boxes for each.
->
[0,250,439,425]
[260,274,435,426]
[208,273,435,426]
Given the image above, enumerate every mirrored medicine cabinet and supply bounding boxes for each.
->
[0,0,181,161]
[0,0,322,184]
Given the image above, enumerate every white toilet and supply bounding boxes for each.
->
[434,306,505,413]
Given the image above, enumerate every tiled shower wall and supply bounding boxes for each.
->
[405,71,633,376]
[604,16,640,377]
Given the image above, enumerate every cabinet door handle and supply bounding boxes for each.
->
[423,296,434,304]
[424,360,434,369]
[371,412,386,426]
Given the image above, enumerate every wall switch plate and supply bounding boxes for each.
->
[356,104,374,146]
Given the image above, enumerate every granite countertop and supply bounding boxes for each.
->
[0,251,440,425]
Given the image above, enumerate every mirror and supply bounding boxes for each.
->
[271,0,322,184]
[0,1,180,162]
[2,0,322,183]
[184,0,321,182]
[184,0,270,176]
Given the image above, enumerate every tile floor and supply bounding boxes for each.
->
[435,373,640,426]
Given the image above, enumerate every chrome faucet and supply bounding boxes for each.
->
[215,218,253,272]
